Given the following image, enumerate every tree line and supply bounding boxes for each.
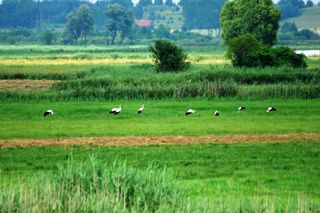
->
[1,0,316,30]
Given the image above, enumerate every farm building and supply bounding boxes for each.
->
[135,19,154,30]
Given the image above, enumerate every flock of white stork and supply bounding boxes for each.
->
[43,105,277,117]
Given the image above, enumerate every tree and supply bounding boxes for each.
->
[110,0,134,8]
[165,0,175,6]
[277,0,305,19]
[154,0,164,6]
[65,4,94,45]
[134,5,144,19]
[220,0,280,46]
[136,0,153,7]
[226,34,264,67]
[180,0,226,30]
[106,4,134,45]
[280,22,298,33]
[149,39,190,72]
[226,34,307,68]
[306,0,314,7]
[42,30,56,45]
[77,5,95,44]
[155,24,171,39]
[65,12,82,44]
[297,29,319,39]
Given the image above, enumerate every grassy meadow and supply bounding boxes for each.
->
[0,44,320,211]
[0,99,320,139]
[1,143,319,211]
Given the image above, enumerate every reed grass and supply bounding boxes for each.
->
[1,146,319,212]
[0,157,185,212]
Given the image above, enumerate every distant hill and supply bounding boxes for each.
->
[143,5,183,30]
[280,6,320,33]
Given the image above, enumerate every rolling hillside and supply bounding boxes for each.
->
[281,6,320,33]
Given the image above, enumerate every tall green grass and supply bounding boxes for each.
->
[1,64,319,100]
[0,157,185,212]
[1,82,318,101]
[1,148,319,212]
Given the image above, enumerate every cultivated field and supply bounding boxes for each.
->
[0,45,319,211]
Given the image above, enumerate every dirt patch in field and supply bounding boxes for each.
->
[0,79,57,91]
[0,133,319,148]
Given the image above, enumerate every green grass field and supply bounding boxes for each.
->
[1,143,319,211]
[0,99,319,139]
[0,44,319,211]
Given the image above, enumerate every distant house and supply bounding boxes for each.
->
[135,19,154,30]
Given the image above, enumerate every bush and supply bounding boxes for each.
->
[271,46,307,68]
[149,39,190,72]
[41,30,56,45]
[280,22,298,33]
[226,34,264,67]
[227,34,307,68]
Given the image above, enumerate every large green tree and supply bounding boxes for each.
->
[65,4,94,45]
[65,12,82,45]
[220,0,280,45]
[106,4,135,45]
[77,5,95,44]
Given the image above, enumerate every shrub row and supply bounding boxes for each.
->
[0,72,87,80]
[1,83,319,101]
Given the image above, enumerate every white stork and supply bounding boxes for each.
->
[238,106,246,112]
[266,107,276,113]
[44,110,54,117]
[214,110,220,117]
[185,109,196,116]
[138,104,144,114]
[110,105,121,115]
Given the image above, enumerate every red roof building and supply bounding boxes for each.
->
[135,19,154,29]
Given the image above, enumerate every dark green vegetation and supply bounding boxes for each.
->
[277,0,306,19]
[0,99,319,139]
[279,22,320,41]
[149,39,189,72]
[220,0,310,68]
[1,63,319,100]
[221,0,280,46]
[106,3,134,45]
[227,34,307,68]
[1,143,320,211]
[65,4,95,45]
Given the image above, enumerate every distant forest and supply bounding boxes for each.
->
[0,0,110,28]
[0,0,319,45]
[0,0,316,29]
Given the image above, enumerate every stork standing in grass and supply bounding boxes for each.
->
[266,107,276,113]
[238,106,246,112]
[44,110,54,117]
[185,109,196,116]
[214,110,220,117]
[138,104,144,114]
[110,105,121,115]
